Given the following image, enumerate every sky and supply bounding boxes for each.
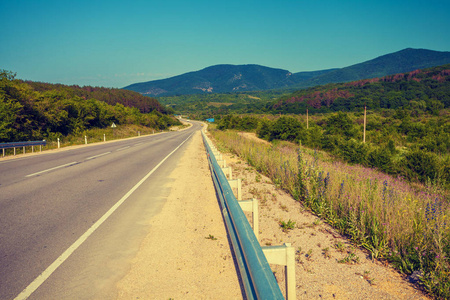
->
[1,0,449,88]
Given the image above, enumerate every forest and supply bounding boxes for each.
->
[0,70,180,143]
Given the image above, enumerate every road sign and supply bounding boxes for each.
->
[111,123,117,128]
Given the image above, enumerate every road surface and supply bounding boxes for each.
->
[0,123,199,299]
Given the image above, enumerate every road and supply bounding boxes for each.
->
[0,122,200,299]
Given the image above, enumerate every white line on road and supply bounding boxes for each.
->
[14,132,194,300]
[86,152,111,160]
[25,162,78,177]
[116,146,130,151]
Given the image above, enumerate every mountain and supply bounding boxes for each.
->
[124,64,336,96]
[299,48,450,88]
[123,48,450,96]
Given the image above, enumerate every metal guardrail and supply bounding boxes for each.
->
[1,140,47,157]
[202,131,284,300]
[0,140,47,149]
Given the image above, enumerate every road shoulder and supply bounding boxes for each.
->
[115,130,242,299]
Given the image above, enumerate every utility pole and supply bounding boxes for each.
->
[363,105,366,143]
[306,109,309,129]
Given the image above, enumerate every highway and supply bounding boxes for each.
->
[0,122,200,299]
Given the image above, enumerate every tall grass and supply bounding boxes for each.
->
[210,129,450,299]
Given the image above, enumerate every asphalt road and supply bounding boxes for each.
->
[0,122,200,299]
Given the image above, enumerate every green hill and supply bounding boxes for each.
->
[123,64,328,96]
[123,48,450,96]
[0,70,179,143]
[299,48,450,88]
[274,64,450,114]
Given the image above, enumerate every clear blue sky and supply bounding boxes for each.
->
[1,0,449,88]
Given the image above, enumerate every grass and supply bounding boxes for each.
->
[322,247,332,259]
[356,271,376,285]
[209,128,450,299]
[205,234,218,240]
[338,251,360,264]
[279,219,296,232]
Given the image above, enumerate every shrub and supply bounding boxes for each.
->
[403,149,439,182]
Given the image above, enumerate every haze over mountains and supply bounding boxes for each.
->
[123,48,450,97]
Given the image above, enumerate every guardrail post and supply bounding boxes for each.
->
[262,243,296,300]
[3,149,5,157]
[104,134,106,142]
[238,198,259,241]
[228,178,242,200]
[217,159,226,168]
[14,147,16,156]
[57,138,60,149]
[85,136,87,145]
[222,166,232,179]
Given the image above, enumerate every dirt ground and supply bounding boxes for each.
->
[114,127,430,299]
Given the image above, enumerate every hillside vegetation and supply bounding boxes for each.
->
[216,109,450,186]
[0,70,180,143]
[274,64,450,114]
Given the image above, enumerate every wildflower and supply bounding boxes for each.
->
[338,180,345,199]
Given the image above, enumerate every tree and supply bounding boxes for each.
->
[324,111,357,138]
[0,95,22,142]
[269,116,304,142]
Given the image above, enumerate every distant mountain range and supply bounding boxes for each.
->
[123,48,450,96]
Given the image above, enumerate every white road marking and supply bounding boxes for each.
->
[25,162,78,177]
[14,132,193,300]
[86,152,111,160]
[116,146,130,151]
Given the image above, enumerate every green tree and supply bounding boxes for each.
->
[0,95,22,142]
[269,116,304,142]
[324,111,357,138]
